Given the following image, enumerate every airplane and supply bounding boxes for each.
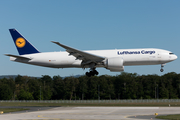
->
[5,29,177,77]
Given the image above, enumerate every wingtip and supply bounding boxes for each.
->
[51,41,58,43]
[4,54,12,56]
[51,41,61,45]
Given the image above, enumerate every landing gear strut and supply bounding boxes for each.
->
[160,64,165,72]
[86,68,99,77]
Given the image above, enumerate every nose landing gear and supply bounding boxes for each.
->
[160,64,165,72]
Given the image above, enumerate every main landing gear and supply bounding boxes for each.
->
[160,64,165,72]
[86,68,99,77]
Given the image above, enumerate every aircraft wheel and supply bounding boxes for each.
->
[90,71,95,76]
[160,69,164,72]
[86,72,91,77]
[86,70,99,77]
[94,70,99,75]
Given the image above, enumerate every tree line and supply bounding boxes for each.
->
[0,72,180,100]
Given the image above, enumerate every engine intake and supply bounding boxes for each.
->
[105,57,124,72]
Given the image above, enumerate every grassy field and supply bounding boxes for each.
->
[156,114,180,120]
[0,101,180,107]
[0,108,29,113]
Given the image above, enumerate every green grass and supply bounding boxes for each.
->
[156,114,180,120]
[0,108,29,113]
[0,102,180,107]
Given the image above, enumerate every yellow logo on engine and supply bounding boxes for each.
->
[16,38,26,48]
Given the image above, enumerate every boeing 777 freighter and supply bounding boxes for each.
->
[5,29,177,77]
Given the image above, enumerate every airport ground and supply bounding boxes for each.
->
[0,102,180,120]
[1,106,180,120]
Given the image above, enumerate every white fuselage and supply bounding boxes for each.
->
[9,48,177,70]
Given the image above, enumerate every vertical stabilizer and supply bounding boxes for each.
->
[9,29,40,55]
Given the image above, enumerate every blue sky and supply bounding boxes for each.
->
[1,0,180,77]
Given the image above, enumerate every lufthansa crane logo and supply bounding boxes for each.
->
[16,38,26,48]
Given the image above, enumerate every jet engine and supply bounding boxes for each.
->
[105,57,124,72]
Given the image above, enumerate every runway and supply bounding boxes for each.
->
[0,107,180,120]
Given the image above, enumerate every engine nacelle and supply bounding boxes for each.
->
[105,57,124,72]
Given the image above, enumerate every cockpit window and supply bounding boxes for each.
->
[169,53,174,55]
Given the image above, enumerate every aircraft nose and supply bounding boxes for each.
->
[169,53,178,61]
[172,54,178,60]
[174,54,178,60]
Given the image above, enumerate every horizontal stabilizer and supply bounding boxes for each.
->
[4,54,31,60]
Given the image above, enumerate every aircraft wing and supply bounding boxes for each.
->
[4,54,32,60]
[51,41,105,64]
